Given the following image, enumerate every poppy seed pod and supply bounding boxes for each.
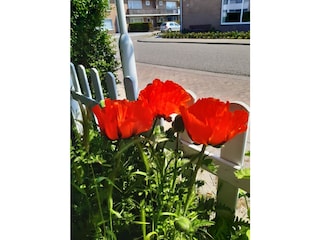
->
[172,114,185,133]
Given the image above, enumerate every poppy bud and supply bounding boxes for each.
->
[174,216,193,233]
[99,99,106,108]
[172,115,184,133]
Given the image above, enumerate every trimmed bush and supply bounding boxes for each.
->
[128,22,153,32]
[161,31,250,39]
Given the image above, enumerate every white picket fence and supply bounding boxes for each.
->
[70,62,250,219]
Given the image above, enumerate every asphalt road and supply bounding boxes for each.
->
[128,35,250,76]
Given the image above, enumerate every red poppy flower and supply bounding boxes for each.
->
[138,79,193,121]
[92,99,154,140]
[180,98,249,147]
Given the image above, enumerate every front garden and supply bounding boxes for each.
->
[71,1,250,239]
[71,78,250,240]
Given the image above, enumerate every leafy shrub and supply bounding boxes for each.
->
[128,22,153,32]
[71,0,119,81]
[161,31,250,40]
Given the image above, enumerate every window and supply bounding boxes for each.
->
[221,0,250,24]
[242,0,250,22]
[166,1,177,9]
[146,1,150,6]
[130,17,144,23]
[128,0,142,9]
[103,19,113,31]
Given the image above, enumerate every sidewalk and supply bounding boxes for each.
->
[115,32,250,106]
[137,35,250,45]
[117,62,249,107]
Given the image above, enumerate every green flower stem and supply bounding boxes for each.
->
[106,140,124,235]
[183,144,207,215]
[154,168,164,229]
[90,164,106,238]
[140,199,147,240]
[148,118,159,139]
[170,133,180,193]
[137,141,150,173]
[175,132,180,153]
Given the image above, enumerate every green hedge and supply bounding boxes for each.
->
[128,22,153,32]
[161,30,250,39]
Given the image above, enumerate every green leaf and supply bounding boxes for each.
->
[132,221,150,225]
[160,212,177,217]
[111,209,122,218]
[246,229,250,239]
[95,176,122,192]
[95,176,108,183]
[71,182,86,195]
[234,168,250,179]
[202,157,218,173]
[131,171,147,177]
[146,231,158,240]
[193,220,215,229]
[114,137,144,158]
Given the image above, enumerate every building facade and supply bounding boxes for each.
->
[103,0,250,33]
[181,0,250,32]
[104,0,181,33]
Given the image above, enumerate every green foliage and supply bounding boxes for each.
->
[235,151,250,180]
[160,31,250,40]
[234,168,250,180]
[71,121,250,239]
[208,203,250,240]
[128,22,153,32]
[71,104,250,239]
[71,0,119,81]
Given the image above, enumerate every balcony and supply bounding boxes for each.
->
[127,9,180,15]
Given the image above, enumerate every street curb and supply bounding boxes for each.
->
[137,38,250,45]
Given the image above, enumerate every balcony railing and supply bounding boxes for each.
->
[127,9,179,15]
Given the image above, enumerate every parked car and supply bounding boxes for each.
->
[160,21,181,32]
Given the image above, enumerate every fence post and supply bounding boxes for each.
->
[70,63,84,135]
[215,101,250,222]
[105,72,118,100]
[124,76,138,100]
[77,65,92,99]
[90,68,105,102]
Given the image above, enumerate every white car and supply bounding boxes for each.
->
[160,21,181,32]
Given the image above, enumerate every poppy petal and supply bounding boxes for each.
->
[138,79,193,120]
[180,98,249,147]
